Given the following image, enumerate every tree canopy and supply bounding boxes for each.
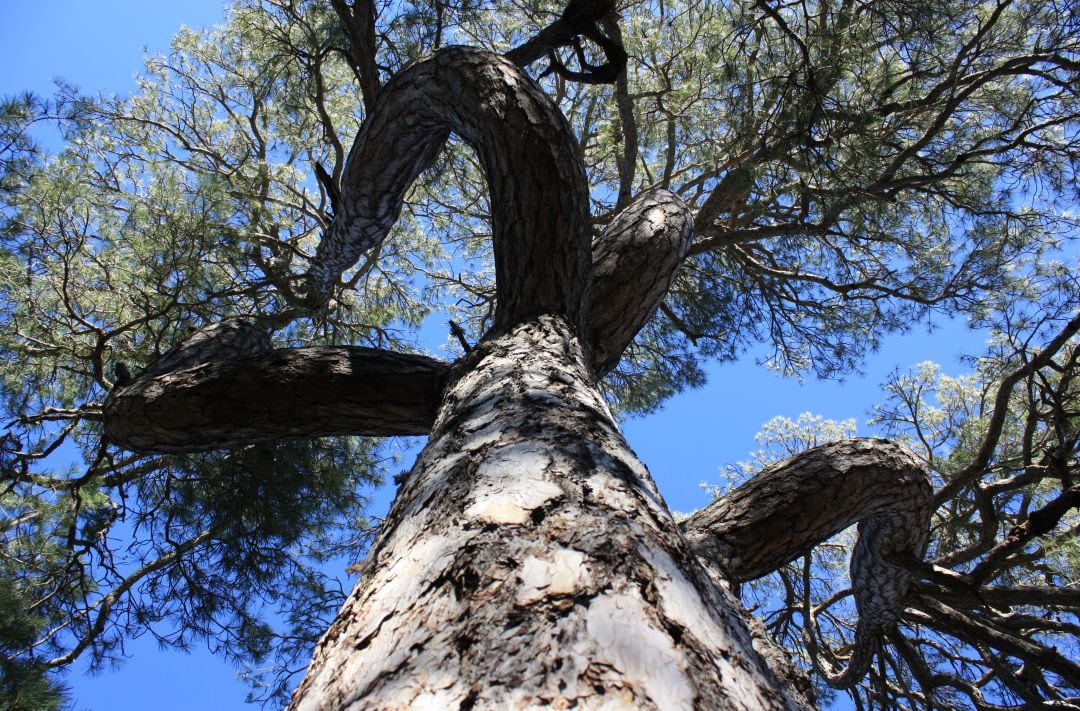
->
[1,0,1077,708]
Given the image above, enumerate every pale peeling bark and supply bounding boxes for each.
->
[682,439,932,688]
[289,315,810,710]
[103,42,925,704]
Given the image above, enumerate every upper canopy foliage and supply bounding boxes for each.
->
[0,0,1077,707]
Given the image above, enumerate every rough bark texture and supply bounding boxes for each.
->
[105,347,449,451]
[589,188,692,376]
[138,318,273,379]
[289,315,810,710]
[103,191,692,450]
[101,44,925,704]
[308,47,590,333]
[682,438,932,687]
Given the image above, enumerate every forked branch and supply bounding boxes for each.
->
[105,49,692,452]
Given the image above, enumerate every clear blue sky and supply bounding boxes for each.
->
[0,3,984,708]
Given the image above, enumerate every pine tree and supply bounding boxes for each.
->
[3,1,1077,707]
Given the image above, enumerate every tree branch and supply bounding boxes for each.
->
[104,347,450,452]
[967,484,1080,584]
[682,438,933,687]
[905,596,1080,690]
[103,191,693,451]
[504,0,626,85]
[304,47,590,333]
[328,0,382,112]
[590,189,692,376]
[935,313,1080,506]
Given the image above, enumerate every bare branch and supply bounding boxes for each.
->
[683,438,932,687]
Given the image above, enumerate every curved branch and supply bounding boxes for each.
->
[590,188,692,376]
[104,55,693,453]
[681,438,933,687]
[103,190,690,451]
[306,47,590,333]
[504,0,627,84]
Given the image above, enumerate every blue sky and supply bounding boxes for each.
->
[0,2,986,709]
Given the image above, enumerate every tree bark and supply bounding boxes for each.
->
[288,315,809,710]
[307,47,590,333]
[682,438,932,688]
[682,439,931,584]
[103,188,691,452]
[102,45,921,705]
[590,189,691,376]
[104,346,449,451]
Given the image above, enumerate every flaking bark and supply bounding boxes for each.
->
[102,44,931,704]
[104,190,692,451]
[288,316,810,710]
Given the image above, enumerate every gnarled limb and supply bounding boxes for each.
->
[590,188,692,377]
[104,347,450,452]
[137,318,272,379]
[682,438,933,688]
[103,188,691,452]
[104,193,692,454]
[306,47,590,334]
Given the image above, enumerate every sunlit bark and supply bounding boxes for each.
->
[102,44,940,708]
[289,316,808,710]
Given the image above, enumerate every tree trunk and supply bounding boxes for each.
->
[288,315,808,710]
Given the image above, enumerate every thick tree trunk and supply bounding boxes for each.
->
[289,315,808,710]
